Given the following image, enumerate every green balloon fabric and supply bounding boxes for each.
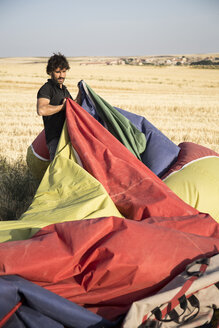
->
[85,83,146,160]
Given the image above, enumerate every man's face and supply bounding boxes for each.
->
[51,67,67,86]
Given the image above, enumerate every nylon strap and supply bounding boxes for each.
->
[142,259,208,324]
[0,301,23,327]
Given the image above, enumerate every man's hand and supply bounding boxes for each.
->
[62,98,66,110]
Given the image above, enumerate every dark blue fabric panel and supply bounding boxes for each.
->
[78,80,180,177]
[115,107,180,177]
[3,314,26,328]
[17,306,64,328]
[0,277,20,319]
[0,275,116,328]
[3,308,61,328]
[79,82,103,123]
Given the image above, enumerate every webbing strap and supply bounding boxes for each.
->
[142,259,209,324]
[161,266,205,318]
[215,281,219,290]
[0,301,23,328]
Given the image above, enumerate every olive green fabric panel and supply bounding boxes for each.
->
[164,157,219,222]
[0,123,123,243]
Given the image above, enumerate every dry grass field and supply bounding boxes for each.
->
[1,58,219,326]
[0,57,219,163]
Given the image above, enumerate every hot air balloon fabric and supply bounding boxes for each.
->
[1,83,218,328]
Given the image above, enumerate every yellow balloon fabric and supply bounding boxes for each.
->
[0,123,123,243]
[164,156,219,222]
[26,145,49,181]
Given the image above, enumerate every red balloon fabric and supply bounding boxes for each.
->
[0,216,218,320]
[161,141,219,180]
[65,99,200,220]
[0,100,218,322]
[31,129,50,161]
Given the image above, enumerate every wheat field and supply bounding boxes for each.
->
[0,57,218,163]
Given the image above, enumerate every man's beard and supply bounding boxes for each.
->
[51,73,64,84]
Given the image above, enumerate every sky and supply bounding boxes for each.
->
[0,0,219,57]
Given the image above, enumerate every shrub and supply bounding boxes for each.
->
[190,59,219,66]
[0,157,40,221]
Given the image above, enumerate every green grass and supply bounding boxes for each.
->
[0,156,39,220]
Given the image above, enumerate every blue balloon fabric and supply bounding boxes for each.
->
[0,275,118,328]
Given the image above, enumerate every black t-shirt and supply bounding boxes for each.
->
[37,79,72,143]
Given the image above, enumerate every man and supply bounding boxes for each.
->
[37,53,80,160]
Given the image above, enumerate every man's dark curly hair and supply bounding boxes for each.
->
[46,52,70,74]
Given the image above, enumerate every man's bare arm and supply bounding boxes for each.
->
[37,98,66,116]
